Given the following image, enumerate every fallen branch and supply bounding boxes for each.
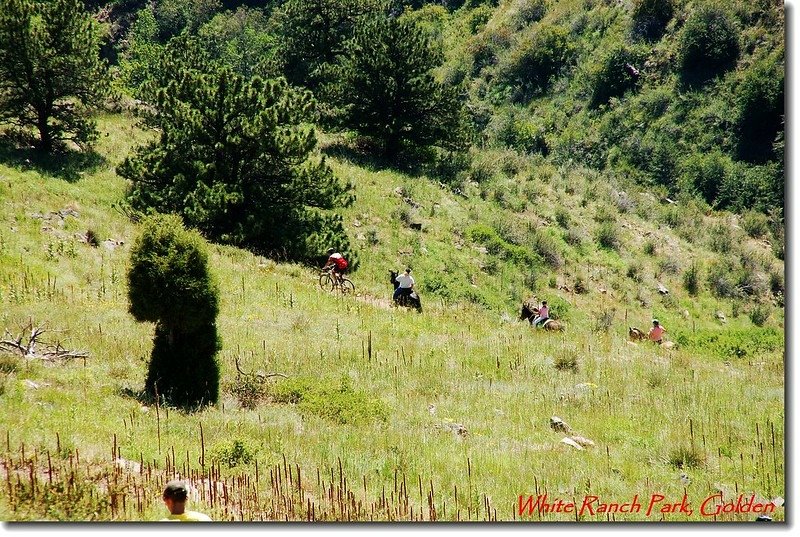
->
[234,354,287,380]
[0,321,88,363]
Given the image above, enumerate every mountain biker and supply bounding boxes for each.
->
[323,248,348,283]
[393,268,415,304]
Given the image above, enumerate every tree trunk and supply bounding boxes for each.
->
[36,108,52,153]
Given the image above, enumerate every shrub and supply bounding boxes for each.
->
[643,240,656,256]
[596,222,620,251]
[589,45,644,108]
[511,0,547,30]
[495,24,575,101]
[532,230,564,269]
[707,261,738,298]
[677,6,740,87]
[128,214,221,409]
[707,223,734,254]
[734,55,784,164]
[749,304,770,327]
[741,211,770,239]
[631,0,674,40]
[554,350,578,373]
[554,207,570,228]
[683,262,700,296]
[668,445,705,469]
[211,439,256,468]
[657,257,680,276]
[627,262,644,282]
[272,376,388,424]
[678,151,733,206]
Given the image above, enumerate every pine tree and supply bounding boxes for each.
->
[118,36,354,263]
[128,214,221,409]
[270,0,384,91]
[332,15,467,158]
[0,0,110,151]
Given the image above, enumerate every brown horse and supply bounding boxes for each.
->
[541,319,564,332]
[629,327,647,341]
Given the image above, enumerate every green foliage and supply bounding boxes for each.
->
[128,214,221,408]
[678,6,740,87]
[211,438,256,467]
[733,53,784,163]
[683,262,700,296]
[677,150,732,206]
[531,229,563,269]
[0,0,111,151]
[741,211,770,239]
[554,349,578,373]
[271,376,388,425]
[589,45,644,108]
[631,0,674,40]
[119,37,354,263]
[595,221,620,251]
[331,14,468,158]
[466,223,533,265]
[128,214,218,329]
[667,445,705,469]
[749,304,770,327]
[152,0,221,42]
[196,7,279,80]
[495,23,575,102]
[270,0,384,92]
[674,326,782,359]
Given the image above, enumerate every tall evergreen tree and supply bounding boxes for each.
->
[269,0,384,91]
[0,0,110,151]
[118,37,354,262]
[332,15,467,158]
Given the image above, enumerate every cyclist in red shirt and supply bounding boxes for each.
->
[323,248,348,283]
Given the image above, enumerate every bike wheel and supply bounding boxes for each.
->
[339,278,355,295]
[319,273,335,292]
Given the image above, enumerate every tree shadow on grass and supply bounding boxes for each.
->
[0,142,107,183]
[320,135,432,179]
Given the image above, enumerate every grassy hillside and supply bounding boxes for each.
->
[0,113,784,521]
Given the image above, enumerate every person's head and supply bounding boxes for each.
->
[326,248,335,255]
[542,301,547,306]
[163,480,188,514]
[405,268,411,274]
[652,319,659,326]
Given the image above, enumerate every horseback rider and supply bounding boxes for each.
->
[648,319,666,344]
[322,248,348,283]
[393,268,415,304]
[531,300,549,327]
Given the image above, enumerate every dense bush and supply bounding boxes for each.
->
[678,6,740,87]
[734,55,784,163]
[595,222,620,251]
[677,151,732,206]
[589,45,645,108]
[631,0,674,40]
[128,214,221,408]
[495,23,575,102]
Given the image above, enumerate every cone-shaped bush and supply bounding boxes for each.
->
[128,214,220,409]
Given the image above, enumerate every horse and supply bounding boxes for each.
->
[629,326,647,341]
[520,297,564,331]
[389,270,422,312]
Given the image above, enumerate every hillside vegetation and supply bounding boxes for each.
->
[0,0,785,523]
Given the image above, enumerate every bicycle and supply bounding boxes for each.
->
[319,267,355,295]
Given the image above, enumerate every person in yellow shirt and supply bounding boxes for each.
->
[161,480,212,521]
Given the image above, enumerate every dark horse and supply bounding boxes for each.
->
[389,270,422,312]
